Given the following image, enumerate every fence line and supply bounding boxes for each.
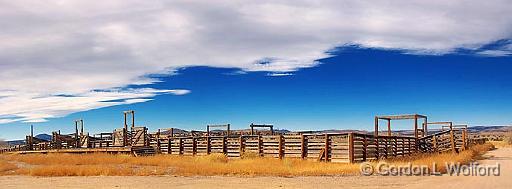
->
[0,125,482,163]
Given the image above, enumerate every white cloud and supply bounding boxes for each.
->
[0,88,190,123]
[0,0,511,123]
[267,73,294,77]
[477,50,512,57]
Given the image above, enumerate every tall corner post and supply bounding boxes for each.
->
[449,122,456,153]
[374,116,379,159]
[348,133,355,163]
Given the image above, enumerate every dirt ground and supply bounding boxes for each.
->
[1,147,510,189]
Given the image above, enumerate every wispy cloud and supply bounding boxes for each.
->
[476,42,512,57]
[0,0,511,123]
[267,73,294,77]
[0,88,190,123]
[477,50,512,57]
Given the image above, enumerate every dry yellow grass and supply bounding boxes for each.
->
[380,143,495,173]
[0,144,494,177]
[0,158,17,175]
[490,132,512,148]
[489,141,512,148]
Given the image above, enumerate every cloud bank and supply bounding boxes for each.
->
[1,0,511,123]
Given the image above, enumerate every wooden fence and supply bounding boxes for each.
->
[140,133,420,163]
[0,127,478,163]
[418,128,470,153]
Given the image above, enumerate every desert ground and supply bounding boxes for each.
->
[0,147,510,189]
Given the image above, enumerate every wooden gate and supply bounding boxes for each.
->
[80,135,89,148]
[112,129,125,146]
[131,127,147,146]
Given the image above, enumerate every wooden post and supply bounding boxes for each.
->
[408,138,412,155]
[80,120,84,136]
[29,125,34,150]
[222,137,227,155]
[250,123,254,135]
[424,117,428,137]
[206,136,211,154]
[278,135,284,159]
[387,120,391,137]
[386,137,390,158]
[401,138,405,156]
[374,117,379,137]
[167,137,172,154]
[450,130,456,153]
[131,111,135,129]
[393,136,397,157]
[300,134,306,159]
[258,135,262,156]
[179,138,183,155]
[124,113,128,147]
[432,135,437,153]
[192,137,197,155]
[239,136,244,157]
[374,117,379,159]
[75,121,79,148]
[324,134,329,162]
[414,115,418,139]
[362,134,367,161]
[462,129,467,151]
[348,133,354,163]
[157,129,161,152]
[414,115,419,152]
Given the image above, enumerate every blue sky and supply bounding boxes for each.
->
[2,46,512,140]
[1,1,512,140]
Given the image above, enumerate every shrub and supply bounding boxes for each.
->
[0,139,7,148]
[504,132,512,145]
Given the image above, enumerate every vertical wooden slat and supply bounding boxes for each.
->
[222,137,227,155]
[432,135,437,153]
[206,136,211,155]
[258,135,262,156]
[324,134,329,162]
[239,136,244,156]
[157,129,161,153]
[450,130,456,153]
[408,138,412,155]
[374,117,379,160]
[387,120,391,136]
[300,134,306,159]
[401,137,405,156]
[349,133,354,163]
[168,138,172,154]
[384,137,388,159]
[192,137,197,155]
[462,130,467,151]
[413,138,417,153]
[414,115,418,139]
[393,136,397,157]
[278,135,284,159]
[362,134,367,161]
[179,138,183,155]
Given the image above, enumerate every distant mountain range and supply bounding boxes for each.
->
[6,134,51,146]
